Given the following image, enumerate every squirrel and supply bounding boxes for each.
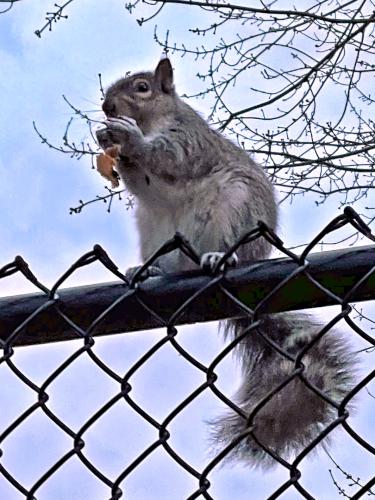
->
[96,57,354,468]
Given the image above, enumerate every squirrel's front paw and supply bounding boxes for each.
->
[104,116,143,144]
[96,116,143,151]
[200,252,238,273]
[96,127,115,150]
[126,265,163,285]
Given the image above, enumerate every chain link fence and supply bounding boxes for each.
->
[0,207,374,499]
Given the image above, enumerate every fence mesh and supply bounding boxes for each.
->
[0,206,374,500]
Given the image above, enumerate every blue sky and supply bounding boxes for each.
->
[0,1,374,499]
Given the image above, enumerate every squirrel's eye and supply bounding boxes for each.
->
[136,81,150,93]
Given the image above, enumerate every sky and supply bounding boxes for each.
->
[0,1,374,499]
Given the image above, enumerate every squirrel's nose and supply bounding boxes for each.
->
[102,99,116,117]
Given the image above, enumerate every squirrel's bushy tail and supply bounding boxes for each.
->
[211,313,355,468]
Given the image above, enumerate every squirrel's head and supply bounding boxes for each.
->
[102,57,176,131]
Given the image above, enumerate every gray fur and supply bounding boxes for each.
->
[96,58,355,467]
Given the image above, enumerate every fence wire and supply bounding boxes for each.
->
[0,206,374,500]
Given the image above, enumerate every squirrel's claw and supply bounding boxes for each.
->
[200,252,238,273]
[105,116,142,135]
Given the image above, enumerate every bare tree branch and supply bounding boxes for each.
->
[69,187,133,215]
[0,0,22,14]
[34,0,75,37]
[148,0,375,25]
[326,448,375,497]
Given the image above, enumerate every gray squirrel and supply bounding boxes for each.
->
[96,58,354,468]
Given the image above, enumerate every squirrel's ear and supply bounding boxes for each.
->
[154,57,174,94]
